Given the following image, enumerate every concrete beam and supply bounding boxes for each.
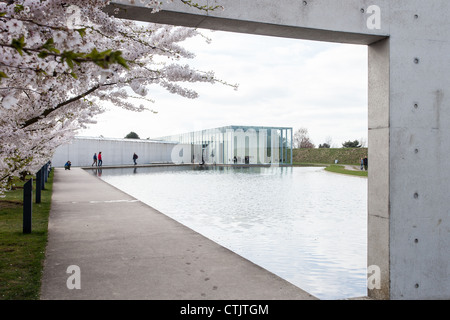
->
[108,0,389,44]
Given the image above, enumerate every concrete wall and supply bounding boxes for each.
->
[52,137,176,167]
[386,2,450,300]
[107,0,450,299]
[369,2,450,300]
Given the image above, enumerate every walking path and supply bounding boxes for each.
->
[40,168,317,300]
[343,165,361,171]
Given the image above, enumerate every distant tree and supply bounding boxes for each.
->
[342,140,362,148]
[300,138,315,148]
[124,132,140,139]
[319,143,331,148]
[293,128,315,149]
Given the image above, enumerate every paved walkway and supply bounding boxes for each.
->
[343,165,362,171]
[40,168,317,300]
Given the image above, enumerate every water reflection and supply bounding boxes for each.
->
[90,168,102,177]
[98,165,367,300]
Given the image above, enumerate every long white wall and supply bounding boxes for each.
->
[52,137,176,167]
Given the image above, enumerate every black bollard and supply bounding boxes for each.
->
[44,164,48,183]
[36,170,41,204]
[40,166,45,190]
[23,179,32,234]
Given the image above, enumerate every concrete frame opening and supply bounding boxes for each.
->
[107,0,450,300]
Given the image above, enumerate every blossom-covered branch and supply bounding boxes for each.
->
[0,0,233,195]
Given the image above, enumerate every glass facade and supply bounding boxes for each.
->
[155,125,292,165]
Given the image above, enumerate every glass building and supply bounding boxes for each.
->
[155,125,292,165]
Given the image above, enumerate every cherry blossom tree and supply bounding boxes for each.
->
[293,127,315,149]
[0,0,233,194]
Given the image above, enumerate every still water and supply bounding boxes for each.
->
[97,165,367,300]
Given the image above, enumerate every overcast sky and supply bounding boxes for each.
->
[79,28,368,147]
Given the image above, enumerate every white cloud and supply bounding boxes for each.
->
[79,29,368,146]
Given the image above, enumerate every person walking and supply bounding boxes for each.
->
[363,156,368,171]
[92,153,97,166]
[360,157,364,170]
[98,152,103,166]
[133,153,138,165]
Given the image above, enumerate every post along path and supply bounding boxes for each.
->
[40,168,317,300]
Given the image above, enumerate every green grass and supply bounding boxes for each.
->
[293,148,368,165]
[0,170,53,300]
[324,164,368,177]
[292,148,369,177]
[293,162,328,167]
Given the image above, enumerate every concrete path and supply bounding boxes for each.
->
[40,168,317,300]
[343,165,362,171]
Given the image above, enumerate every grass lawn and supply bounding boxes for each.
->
[324,164,368,177]
[293,162,329,167]
[293,162,368,177]
[0,169,53,300]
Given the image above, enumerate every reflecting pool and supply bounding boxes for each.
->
[97,165,367,300]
